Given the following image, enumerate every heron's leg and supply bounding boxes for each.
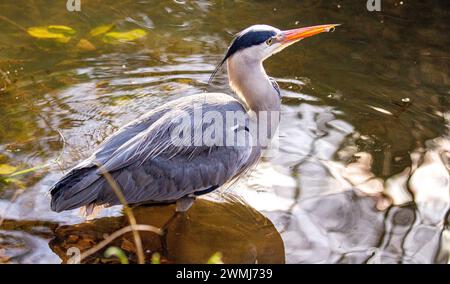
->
[175,196,196,212]
[160,196,196,257]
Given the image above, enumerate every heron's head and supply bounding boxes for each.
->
[225,24,339,63]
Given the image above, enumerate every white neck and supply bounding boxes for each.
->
[227,54,281,113]
[226,53,281,142]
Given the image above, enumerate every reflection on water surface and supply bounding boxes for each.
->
[50,196,284,264]
[0,0,449,263]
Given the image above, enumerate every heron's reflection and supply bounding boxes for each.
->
[49,195,285,264]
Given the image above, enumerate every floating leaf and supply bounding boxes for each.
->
[8,164,46,177]
[2,177,26,189]
[104,247,129,264]
[103,29,147,43]
[77,39,96,51]
[207,252,224,264]
[47,25,76,36]
[27,25,75,43]
[96,80,109,88]
[27,27,69,42]
[151,252,160,264]
[0,164,17,175]
[89,24,114,37]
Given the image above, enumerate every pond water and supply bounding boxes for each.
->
[0,0,449,263]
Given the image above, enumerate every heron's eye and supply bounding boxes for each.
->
[266,38,274,46]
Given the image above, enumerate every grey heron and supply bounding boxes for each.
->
[50,24,339,214]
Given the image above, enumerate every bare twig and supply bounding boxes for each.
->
[95,162,146,264]
[79,224,162,262]
[0,15,27,33]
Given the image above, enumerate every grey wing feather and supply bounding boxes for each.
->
[50,93,260,212]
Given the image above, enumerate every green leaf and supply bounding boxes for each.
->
[89,24,114,37]
[207,252,224,264]
[0,164,17,175]
[2,177,26,189]
[27,25,75,43]
[103,29,147,43]
[104,247,129,264]
[8,164,46,177]
[151,252,161,264]
[47,25,76,35]
[77,39,96,51]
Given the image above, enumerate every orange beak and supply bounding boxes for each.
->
[281,24,340,43]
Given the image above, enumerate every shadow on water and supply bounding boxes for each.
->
[0,0,449,263]
[48,195,284,264]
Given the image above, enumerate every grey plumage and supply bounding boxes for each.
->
[51,93,260,212]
